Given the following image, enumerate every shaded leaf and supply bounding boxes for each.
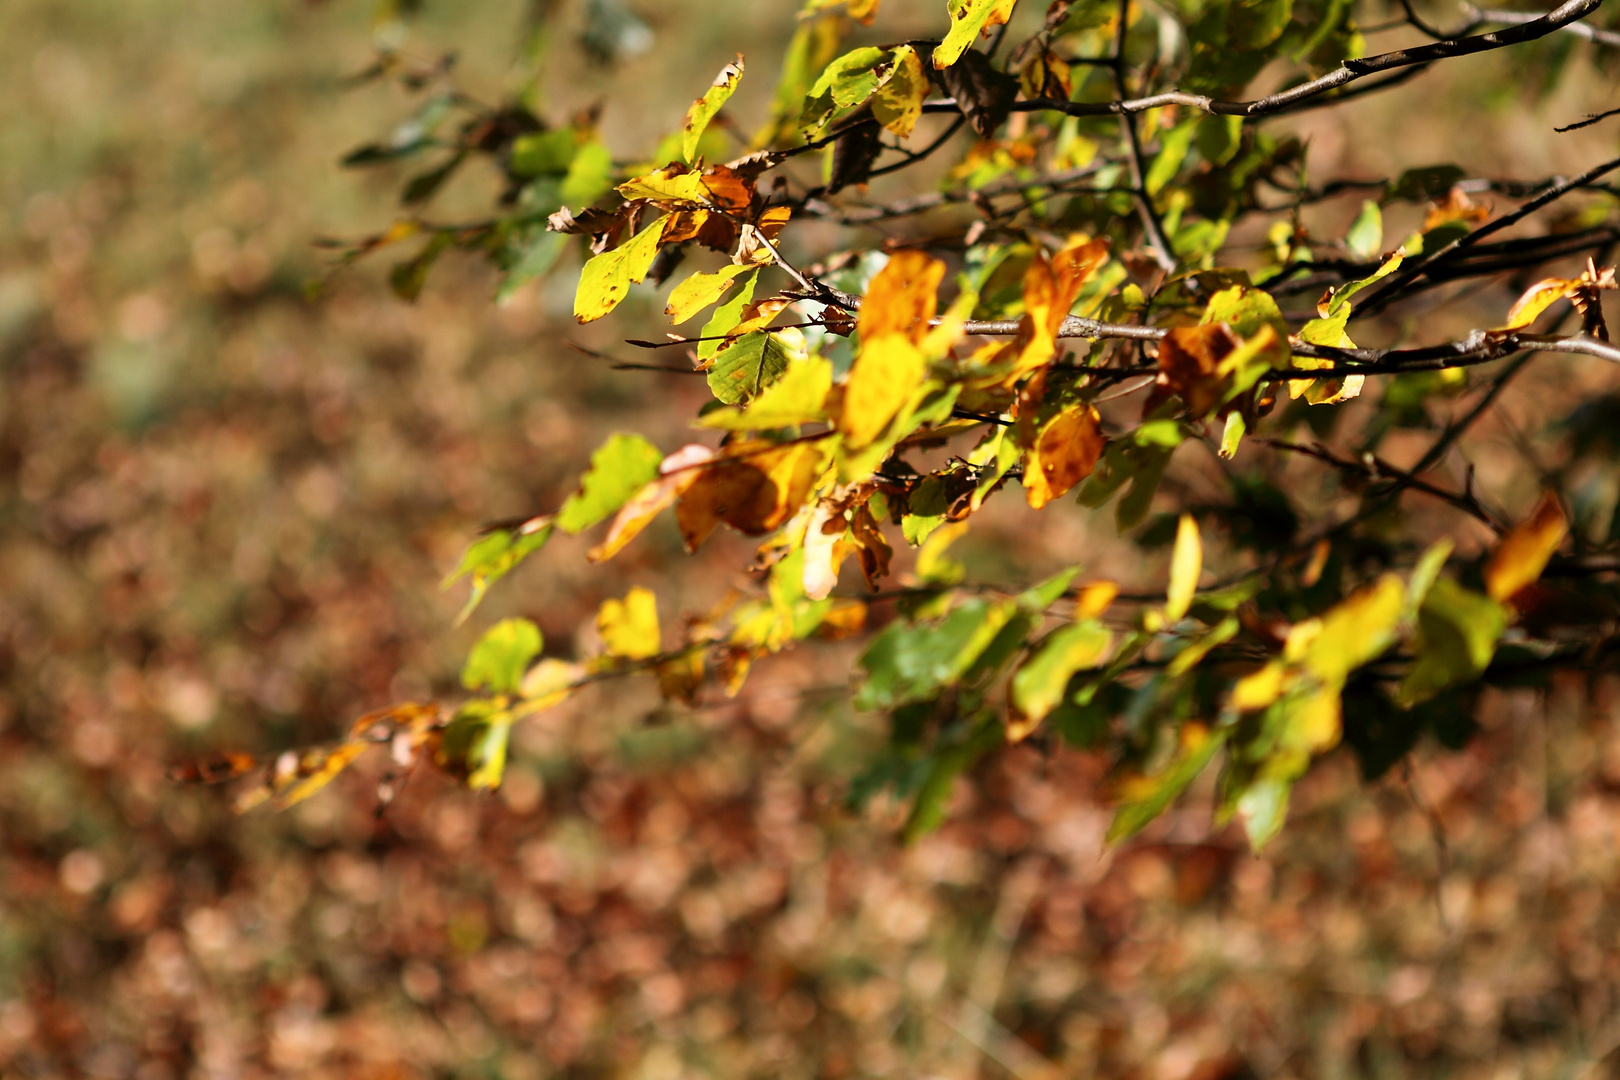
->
[934,47,1018,136]
[1010,620,1113,733]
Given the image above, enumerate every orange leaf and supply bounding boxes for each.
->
[1485,491,1568,604]
[857,250,944,344]
[1153,323,1241,418]
[1023,404,1105,509]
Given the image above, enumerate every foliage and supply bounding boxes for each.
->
[203,0,1620,853]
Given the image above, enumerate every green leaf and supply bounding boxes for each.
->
[682,56,744,163]
[706,330,800,405]
[856,598,1017,710]
[698,270,761,361]
[801,46,891,134]
[1145,119,1197,197]
[390,233,452,302]
[1397,578,1506,706]
[1345,200,1382,260]
[935,0,1020,69]
[440,700,514,790]
[902,721,1002,842]
[699,354,833,429]
[556,433,665,534]
[510,129,580,177]
[1200,284,1286,339]
[442,518,555,624]
[559,140,615,208]
[462,617,543,696]
[753,13,846,149]
[1108,723,1226,842]
[1011,620,1113,723]
[573,214,668,323]
[1018,567,1081,611]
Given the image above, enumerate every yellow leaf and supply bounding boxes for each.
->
[573,214,668,323]
[666,264,753,323]
[858,250,944,344]
[1165,514,1202,621]
[269,742,371,810]
[1231,661,1286,712]
[617,165,711,204]
[1023,403,1104,509]
[1485,491,1567,603]
[682,55,744,164]
[935,0,1019,68]
[840,333,926,447]
[1500,276,1583,332]
[872,45,927,137]
[1303,574,1405,684]
[598,586,662,660]
[588,444,714,562]
[1075,580,1117,619]
[1003,236,1110,377]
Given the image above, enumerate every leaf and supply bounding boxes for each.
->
[700,354,833,429]
[589,444,715,561]
[934,48,1018,137]
[560,140,615,207]
[1165,514,1202,621]
[1397,578,1506,706]
[263,742,372,811]
[1345,200,1382,260]
[438,700,514,791]
[675,440,828,549]
[390,233,452,302]
[840,333,928,447]
[801,46,892,135]
[617,165,712,204]
[682,55,744,164]
[903,722,1002,842]
[707,329,802,405]
[462,617,543,696]
[1200,284,1286,339]
[597,586,662,659]
[858,250,945,343]
[1485,491,1567,603]
[856,598,1017,709]
[443,517,555,624]
[1023,404,1104,509]
[1301,573,1405,685]
[573,213,668,323]
[666,264,753,323]
[1388,164,1466,202]
[1010,620,1113,732]
[1108,724,1225,842]
[556,433,666,534]
[753,13,846,149]
[872,45,928,137]
[935,0,1020,69]
[698,269,761,361]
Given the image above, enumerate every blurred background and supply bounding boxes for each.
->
[6,0,1620,1077]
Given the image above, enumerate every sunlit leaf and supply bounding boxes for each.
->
[557,433,666,534]
[682,55,744,163]
[1108,723,1225,842]
[1010,620,1113,732]
[598,586,662,659]
[573,213,668,323]
[871,45,927,137]
[1164,514,1202,621]
[935,0,1020,69]
[1022,403,1104,509]
[700,353,833,429]
[840,333,927,447]
[462,617,543,696]
[666,264,753,323]
[588,444,714,562]
[1397,578,1505,706]
[443,516,554,624]
[707,328,802,405]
